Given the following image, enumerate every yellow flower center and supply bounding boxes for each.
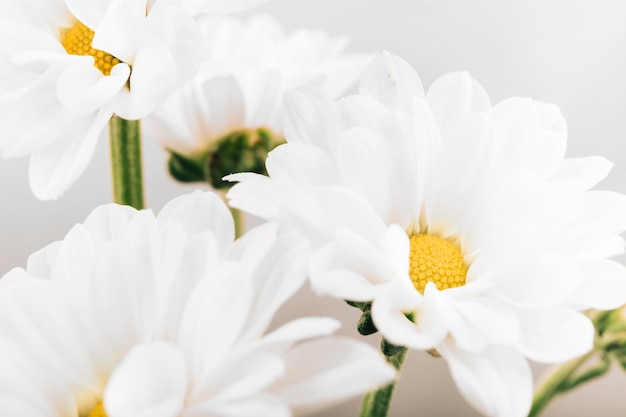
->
[87,402,108,417]
[409,234,467,294]
[61,22,121,76]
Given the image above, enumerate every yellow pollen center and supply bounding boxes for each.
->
[87,402,108,417]
[61,22,121,76]
[409,234,467,294]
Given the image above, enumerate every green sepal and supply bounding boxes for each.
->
[167,150,206,183]
[346,300,370,311]
[381,338,404,358]
[345,300,378,335]
[357,308,378,336]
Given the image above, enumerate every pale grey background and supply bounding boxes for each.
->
[2,0,626,415]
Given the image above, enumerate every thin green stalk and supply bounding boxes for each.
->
[529,350,599,417]
[109,116,144,209]
[230,206,245,239]
[359,347,407,417]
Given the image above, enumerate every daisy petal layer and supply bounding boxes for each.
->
[0,190,394,416]
[228,51,626,417]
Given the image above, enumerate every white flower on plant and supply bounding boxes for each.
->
[227,51,626,417]
[0,0,267,200]
[0,190,394,417]
[144,14,370,186]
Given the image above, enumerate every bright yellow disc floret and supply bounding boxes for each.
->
[409,234,467,294]
[87,402,108,417]
[61,22,121,76]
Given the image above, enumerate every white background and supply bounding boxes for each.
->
[2,0,626,415]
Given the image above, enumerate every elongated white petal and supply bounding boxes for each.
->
[29,109,111,200]
[427,71,491,134]
[104,342,188,417]
[517,308,593,363]
[157,190,234,248]
[57,60,129,115]
[569,259,626,309]
[270,337,396,415]
[359,50,425,113]
[439,343,532,417]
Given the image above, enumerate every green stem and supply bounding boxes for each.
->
[109,116,144,209]
[529,350,598,417]
[230,206,245,239]
[359,346,407,417]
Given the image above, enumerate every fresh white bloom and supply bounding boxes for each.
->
[0,190,394,416]
[227,51,626,417]
[145,14,370,158]
[0,0,266,200]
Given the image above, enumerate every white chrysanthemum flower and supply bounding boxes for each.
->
[0,0,267,200]
[0,190,394,417]
[227,52,626,417]
[144,14,370,162]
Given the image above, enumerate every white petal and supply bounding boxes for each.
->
[489,98,566,178]
[29,109,110,200]
[439,343,532,417]
[269,337,396,415]
[424,113,497,238]
[372,280,447,350]
[551,156,613,191]
[335,127,398,223]
[157,190,234,249]
[237,229,310,340]
[569,259,626,309]
[104,342,187,417]
[194,352,284,404]
[427,71,491,135]
[435,290,521,352]
[56,60,129,115]
[282,86,337,152]
[91,0,146,63]
[111,42,176,119]
[188,396,289,417]
[490,255,582,308]
[194,76,246,140]
[263,317,341,347]
[87,243,158,360]
[82,203,138,244]
[266,143,339,186]
[26,241,62,279]
[359,51,425,113]
[66,0,108,30]
[517,308,593,363]
[0,277,100,393]
[309,228,398,302]
[177,266,253,382]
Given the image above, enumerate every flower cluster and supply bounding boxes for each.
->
[0,191,394,416]
[144,14,370,188]
[227,51,626,417]
[2,2,626,416]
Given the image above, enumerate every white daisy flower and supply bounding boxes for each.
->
[0,190,394,416]
[0,0,267,200]
[144,14,370,187]
[227,51,626,417]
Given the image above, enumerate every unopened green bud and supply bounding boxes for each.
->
[165,128,283,189]
[206,128,281,190]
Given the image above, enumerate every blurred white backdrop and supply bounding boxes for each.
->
[2,0,626,415]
